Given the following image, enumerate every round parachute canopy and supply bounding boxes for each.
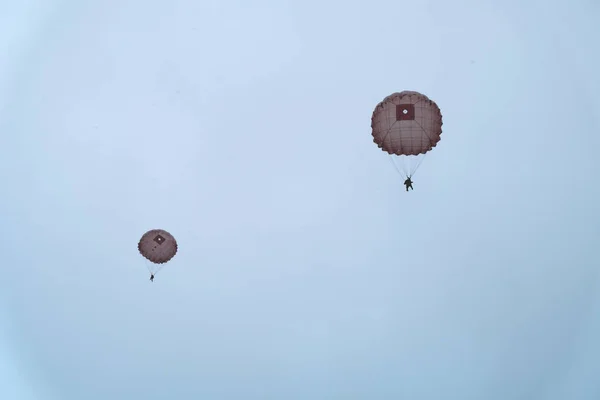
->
[138,229,178,265]
[371,91,443,156]
[371,91,443,178]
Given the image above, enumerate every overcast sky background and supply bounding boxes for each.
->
[1,0,599,399]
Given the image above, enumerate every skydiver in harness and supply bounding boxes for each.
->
[150,274,154,282]
[404,177,413,191]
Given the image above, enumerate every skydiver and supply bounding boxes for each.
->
[150,274,154,282]
[404,177,413,191]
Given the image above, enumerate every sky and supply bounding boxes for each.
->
[0,0,599,399]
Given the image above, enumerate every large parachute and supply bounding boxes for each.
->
[138,229,177,275]
[371,91,443,178]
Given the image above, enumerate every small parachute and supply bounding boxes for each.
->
[138,229,177,276]
[371,91,443,178]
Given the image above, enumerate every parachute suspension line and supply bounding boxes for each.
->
[388,155,407,179]
[144,259,165,275]
[388,153,428,180]
[400,157,410,177]
[145,260,154,274]
[410,152,428,177]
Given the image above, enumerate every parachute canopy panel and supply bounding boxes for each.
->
[371,91,443,156]
[138,229,177,264]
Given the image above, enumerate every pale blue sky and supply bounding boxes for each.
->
[1,0,599,399]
